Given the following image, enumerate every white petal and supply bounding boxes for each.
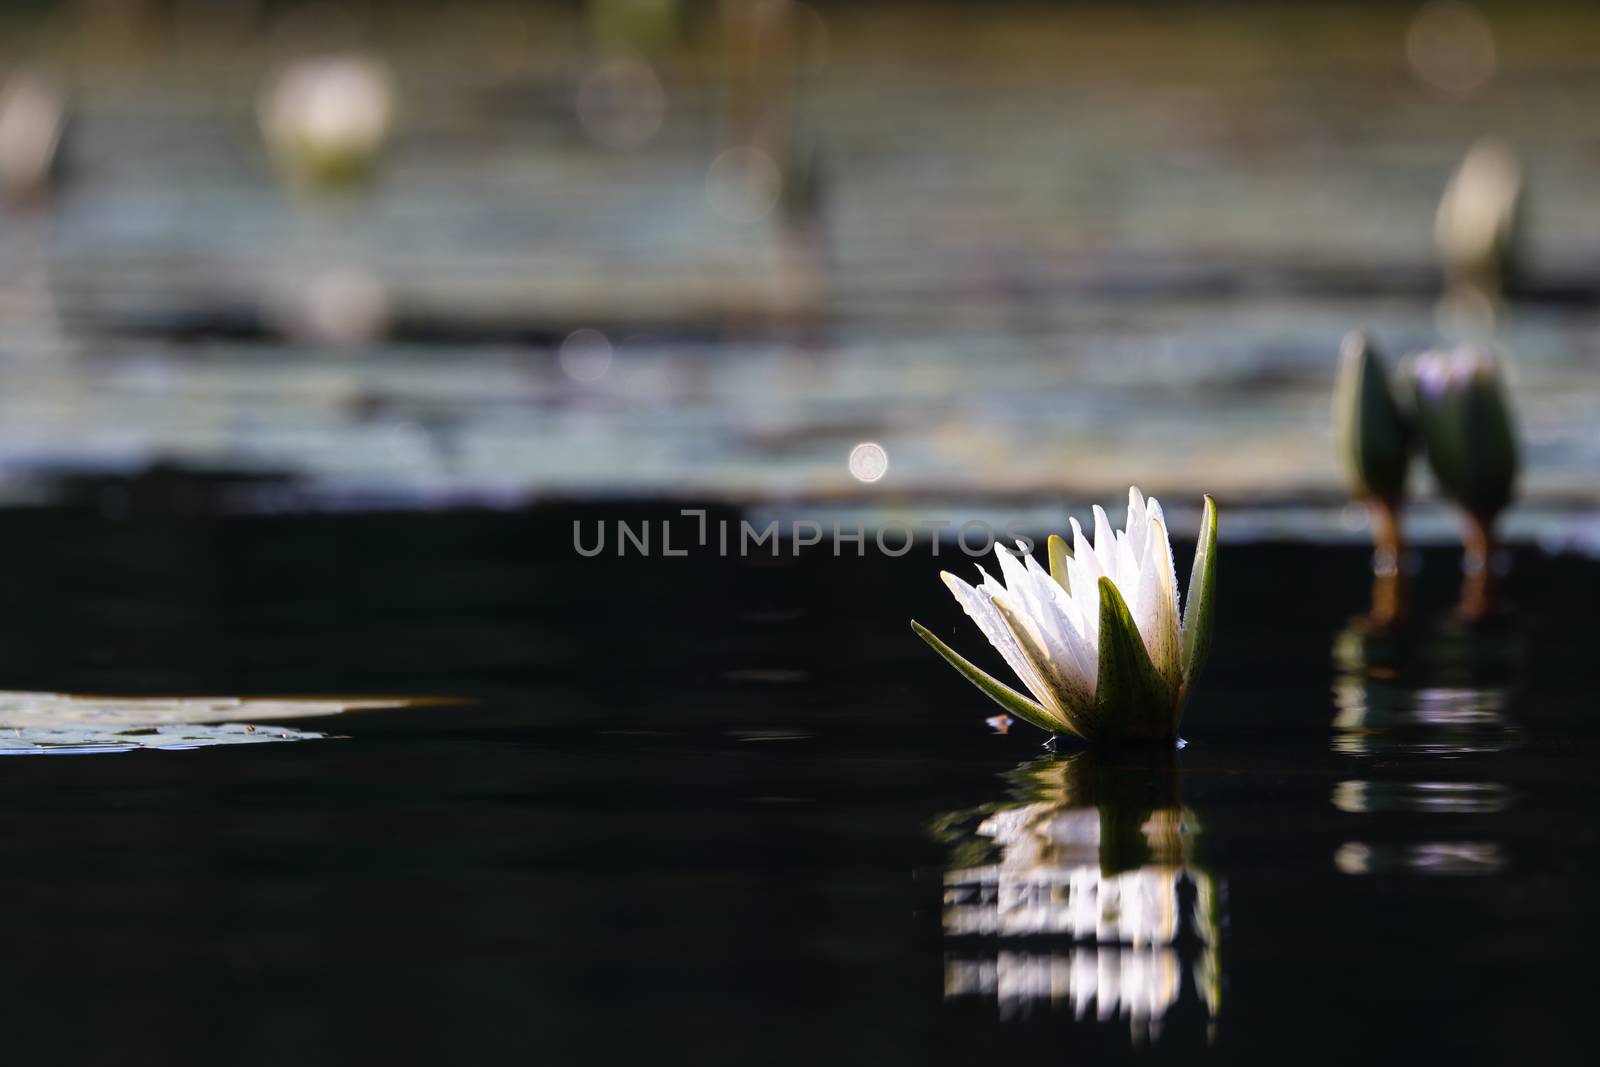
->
[1009,548,1069,647]
[1115,528,1140,591]
[997,545,1097,691]
[1124,487,1150,570]
[1023,553,1095,688]
[1147,496,1166,529]
[941,572,1061,712]
[975,565,1005,600]
[991,591,1096,727]
[1092,505,1117,575]
[1136,514,1184,695]
[1127,486,1148,536]
[1062,553,1101,650]
[1007,544,1093,687]
[1039,554,1091,643]
[1021,552,1069,630]
[1054,601,1099,697]
[1143,498,1175,614]
[1070,518,1103,585]
[993,544,1045,621]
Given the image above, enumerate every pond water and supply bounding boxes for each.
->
[0,501,1593,1063]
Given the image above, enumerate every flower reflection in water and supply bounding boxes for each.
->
[932,754,1221,1040]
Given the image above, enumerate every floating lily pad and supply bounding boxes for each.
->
[0,691,419,756]
[0,721,329,756]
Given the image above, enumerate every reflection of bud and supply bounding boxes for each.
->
[1333,331,1411,506]
[1330,613,1523,753]
[259,56,395,189]
[1407,348,1518,522]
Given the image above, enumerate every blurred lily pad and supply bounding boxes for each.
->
[0,721,328,756]
[0,692,417,756]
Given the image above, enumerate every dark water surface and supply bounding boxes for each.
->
[0,503,1595,1063]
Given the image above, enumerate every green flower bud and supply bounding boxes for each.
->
[1407,348,1519,520]
[1333,331,1411,504]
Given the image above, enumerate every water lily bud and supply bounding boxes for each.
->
[1333,331,1411,505]
[1435,138,1521,292]
[259,55,395,189]
[1408,348,1519,520]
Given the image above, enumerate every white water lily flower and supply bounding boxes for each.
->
[259,55,395,188]
[912,489,1217,745]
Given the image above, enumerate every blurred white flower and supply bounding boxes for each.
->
[259,55,395,187]
[0,73,66,203]
[1435,138,1520,291]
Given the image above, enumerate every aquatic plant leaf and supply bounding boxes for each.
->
[1181,494,1218,702]
[910,621,1065,736]
[0,722,329,756]
[1093,577,1174,744]
[1046,533,1072,593]
[0,690,434,757]
[0,691,418,728]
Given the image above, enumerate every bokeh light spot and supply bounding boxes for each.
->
[560,328,614,383]
[848,442,888,483]
[1406,1,1496,99]
[705,146,781,223]
[576,58,666,151]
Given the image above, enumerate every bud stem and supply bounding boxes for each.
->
[1459,509,1501,622]
[1367,497,1403,575]
[1365,497,1406,627]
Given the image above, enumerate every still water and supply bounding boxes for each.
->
[0,502,1593,1063]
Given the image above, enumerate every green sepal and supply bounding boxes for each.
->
[910,620,1065,736]
[1415,357,1518,519]
[1092,577,1176,745]
[1333,332,1411,503]
[1181,494,1218,705]
[1046,534,1072,593]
